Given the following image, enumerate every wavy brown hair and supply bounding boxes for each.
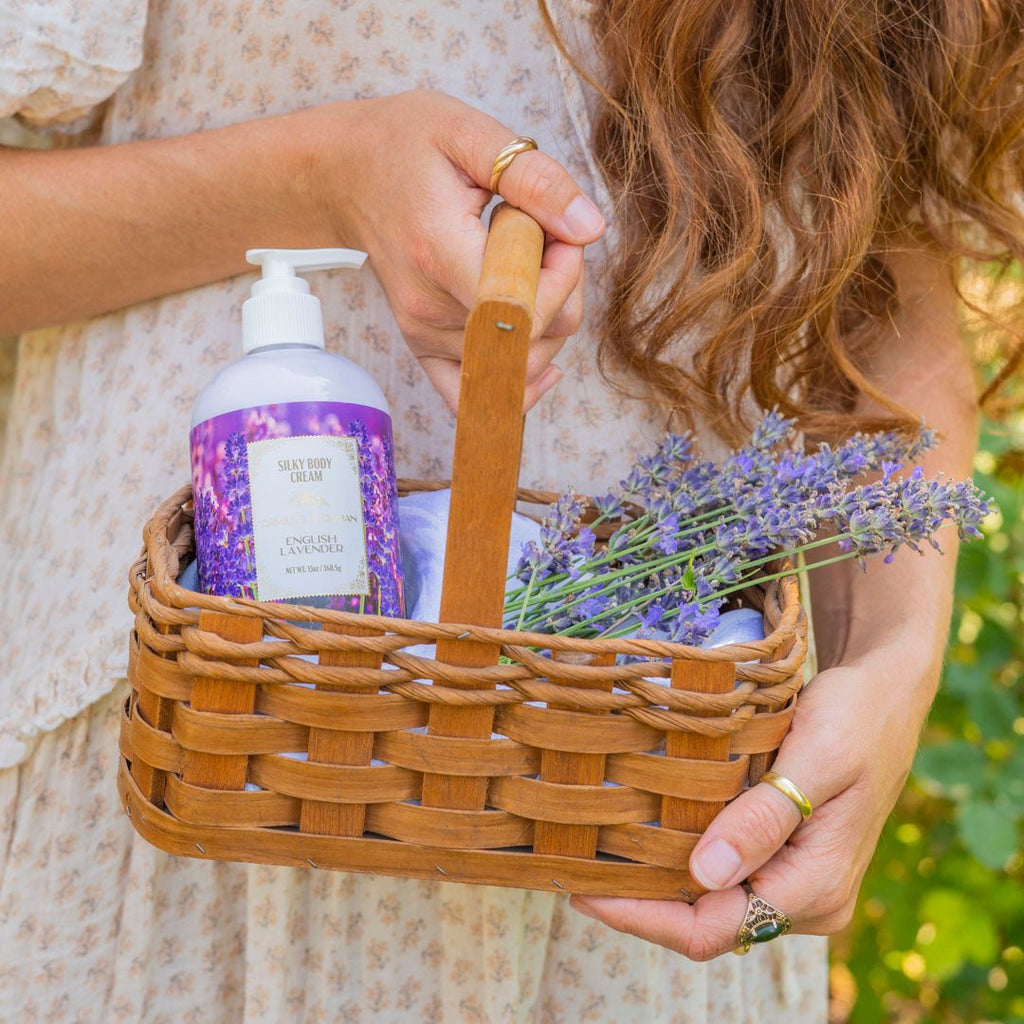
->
[540,0,1024,443]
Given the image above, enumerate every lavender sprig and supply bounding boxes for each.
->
[503,412,989,645]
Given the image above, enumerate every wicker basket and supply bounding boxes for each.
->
[119,206,807,901]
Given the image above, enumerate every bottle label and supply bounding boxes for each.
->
[190,400,404,614]
[246,433,367,601]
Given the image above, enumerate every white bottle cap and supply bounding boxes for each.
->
[242,248,367,354]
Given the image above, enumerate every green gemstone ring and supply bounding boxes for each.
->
[732,882,793,955]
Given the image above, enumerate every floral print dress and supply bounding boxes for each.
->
[0,1,827,1020]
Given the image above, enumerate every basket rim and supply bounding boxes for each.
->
[135,483,804,663]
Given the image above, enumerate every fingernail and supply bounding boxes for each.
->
[563,195,605,238]
[569,896,598,920]
[690,838,742,890]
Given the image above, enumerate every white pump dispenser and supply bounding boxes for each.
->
[242,248,367,353]
[189,246,404,615]
[191,246,388,426]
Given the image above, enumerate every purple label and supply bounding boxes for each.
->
[190,401,404,615]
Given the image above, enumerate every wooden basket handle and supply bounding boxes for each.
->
[438,203,544,631]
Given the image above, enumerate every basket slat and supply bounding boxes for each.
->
[729,706,795,753]
[181,611,262,790]
[660,661,736,833]
[489,775,662,825]
[171,703,309,755]
[251,755,420,803]
[165,774,300,828]
[119,767,701,899]
[129,634,192,700]
[365,803,534,850]
[256,687,428,732]
[532,651,616,859]
[374,730,540,777]
[597,823,700,878]
[605,752,749,801]
[121,697,182,773]
[300,622,384,837]
[494,704,662,753]
[129,621,177,805]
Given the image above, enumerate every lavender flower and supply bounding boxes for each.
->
[514,487,588,583]
[504,410,990,646]
[194,432,257,599]
[669,601,722,646]
[343,417,404,616]
[594,492,626,519]
[750,410,794,450]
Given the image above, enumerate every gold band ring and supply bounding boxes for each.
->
[489,136,539,193]
[733,882,793,955]
[760,771,813,821]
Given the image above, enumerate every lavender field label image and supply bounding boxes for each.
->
[246,434,368,601]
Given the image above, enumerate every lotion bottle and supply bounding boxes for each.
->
[190,248,404,615]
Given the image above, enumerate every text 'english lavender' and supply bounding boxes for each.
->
[503,412,990,644]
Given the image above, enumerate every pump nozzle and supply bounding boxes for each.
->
[247,248,367,285]
[242,247,368,353]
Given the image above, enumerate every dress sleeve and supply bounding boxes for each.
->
[0,0,147,126]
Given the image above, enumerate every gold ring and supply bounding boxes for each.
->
[760,770,813,821]
[732,882,792,955]
[489,136,539,193]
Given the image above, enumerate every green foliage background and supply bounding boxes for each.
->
[831,419,1024,1023]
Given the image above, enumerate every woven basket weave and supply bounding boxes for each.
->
[118,207,807,900]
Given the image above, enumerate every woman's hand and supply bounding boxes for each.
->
[569,640,943,960]
[300,89,606,412]
[567,246,975,961]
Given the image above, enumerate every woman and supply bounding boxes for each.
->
[0,1,1019,1020]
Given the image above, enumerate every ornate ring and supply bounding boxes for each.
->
[733,882,793,955]
[760,770,813,821]
[489,136,539,194]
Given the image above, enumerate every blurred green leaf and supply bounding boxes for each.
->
[956,799,1019,869]
[967,684,1019,739]
[838,413,1024,1023]
[1001,746,1024,812]
[914,741,988,796]
[942,658,983,699]
[975,620,1018,671]
[918,888,1000,980]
